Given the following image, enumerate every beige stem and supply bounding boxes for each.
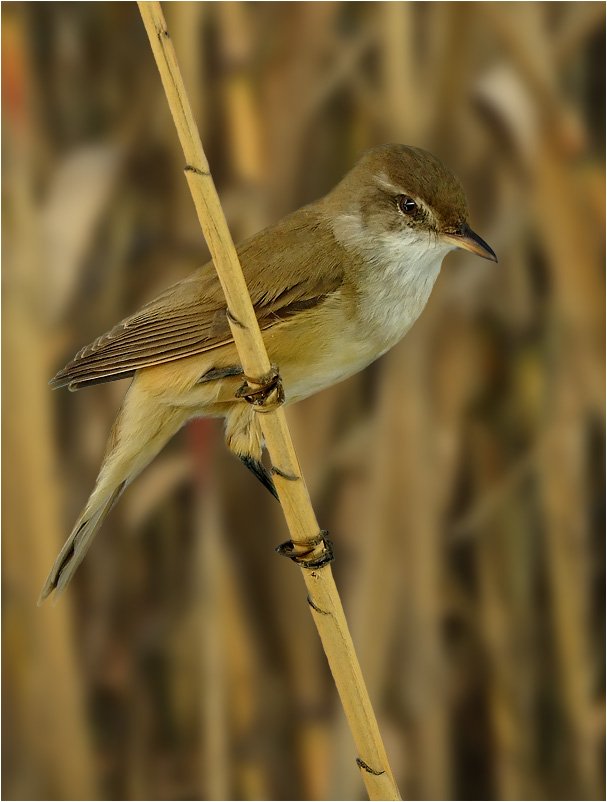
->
[137,3,400,799]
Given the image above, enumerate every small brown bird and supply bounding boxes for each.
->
[39,144,496,602]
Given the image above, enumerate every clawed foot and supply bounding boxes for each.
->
[235,366,284,412]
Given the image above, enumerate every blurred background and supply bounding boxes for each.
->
[3,2,605,800]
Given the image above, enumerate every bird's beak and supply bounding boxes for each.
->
[442,223,498,262]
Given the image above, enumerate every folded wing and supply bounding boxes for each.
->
[51,208,344,390]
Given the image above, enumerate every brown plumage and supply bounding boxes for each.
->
[51,207,345,390]
[40,144,495,602]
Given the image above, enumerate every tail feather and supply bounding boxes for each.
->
[38,481,126,604]
[39,372,194,603]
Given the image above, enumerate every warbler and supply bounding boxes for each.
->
[39,144,496,602]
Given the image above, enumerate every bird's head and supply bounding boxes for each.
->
[326,144,497,265]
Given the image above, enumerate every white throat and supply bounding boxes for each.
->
[332,212,453,350]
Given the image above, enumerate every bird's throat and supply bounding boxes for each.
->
[332,212,450,349]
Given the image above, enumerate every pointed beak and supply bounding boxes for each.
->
[442,223,498,262]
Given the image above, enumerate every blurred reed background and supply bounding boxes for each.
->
[2,2,605,800]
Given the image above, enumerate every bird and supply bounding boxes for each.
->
[39,143,496,602]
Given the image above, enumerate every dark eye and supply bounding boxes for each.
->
[397,195,417,215]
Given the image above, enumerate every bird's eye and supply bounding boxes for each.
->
[397,195,417,215]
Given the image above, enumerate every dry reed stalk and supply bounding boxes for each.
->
[4,18,96,794]
[220,537,269,800]
[538,383,597,798]
[472,422,538,800]
[533,144,601,798]
[137,4,400,798]
[262,3,342,216]
[391,334,451,802]
[6,239,96,788]
[217,3,264,189]
[380,3,418,139]
[5,303,97,801]
[196,467,230,799]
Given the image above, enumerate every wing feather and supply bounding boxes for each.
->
[51,207,344,390]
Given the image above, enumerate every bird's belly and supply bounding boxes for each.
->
[265,317,381,404]
[283,350,374,403]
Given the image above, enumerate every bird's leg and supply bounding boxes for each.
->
[232,366,284,497]
[225,404,278,500]
[239,454,279,500]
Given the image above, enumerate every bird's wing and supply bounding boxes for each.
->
[51,208,344,390]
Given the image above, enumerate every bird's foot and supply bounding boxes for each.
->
[275,530,334,569]
[235,365,284,412]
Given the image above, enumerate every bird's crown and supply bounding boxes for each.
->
[328,143,470,234]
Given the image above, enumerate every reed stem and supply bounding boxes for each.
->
[137,3,400,798]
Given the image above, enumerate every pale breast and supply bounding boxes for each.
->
[354,244,449,356]
[332,213,452,354]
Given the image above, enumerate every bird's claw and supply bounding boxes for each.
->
[235,365,285,412]
[275,531,334,569]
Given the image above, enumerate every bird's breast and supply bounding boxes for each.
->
[331,213,449,355]
[353,250,444,353]
[263,291,383,403]
[261,245,445,404]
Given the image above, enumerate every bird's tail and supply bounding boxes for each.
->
[39,380,189,604]
[38,479,127,604]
